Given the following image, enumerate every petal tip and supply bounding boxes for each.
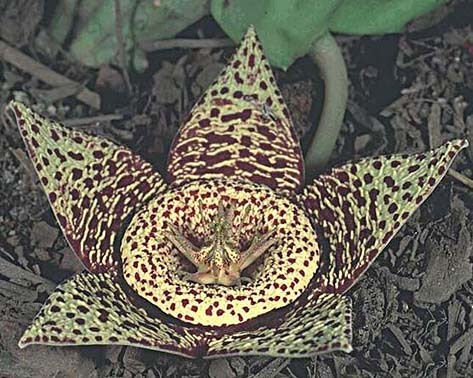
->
[7,100,27,121]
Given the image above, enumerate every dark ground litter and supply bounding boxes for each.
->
[1,1,473,377]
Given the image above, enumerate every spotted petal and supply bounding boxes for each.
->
[19,273,199,357]
[11,102,166,273]
[206,292,352,358]
[20,272,351,358]
[167,27,304,192]
[301,139,468,293]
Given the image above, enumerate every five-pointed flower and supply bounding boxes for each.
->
[11,27,467,358]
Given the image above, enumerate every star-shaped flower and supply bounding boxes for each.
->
[12,27,467,358]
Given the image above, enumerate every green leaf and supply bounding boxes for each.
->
[66,0,209,69]
[211,0,343,70]
[329,0,448,35]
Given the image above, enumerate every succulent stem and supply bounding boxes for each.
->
[306,32,348,180]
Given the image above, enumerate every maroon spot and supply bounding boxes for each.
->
[117,175,133,188]
[391,160,401,168]
[364,173,373,184]
[353,179,362,188]
[54,149,67,163]
[236,161,256,173]
[199,118,211,127]
[71,205,81,220]
[210,108,220,117]
[221,109,252,123]
[337,186,350,196]
[77,305,89,314]
[383,194,390,205]
[50,305,60,312]
[382,231,393,243]
[388,203,398,213]
[337,172,349,182]
[84,177,94,189]
[402,192,412,201]
[68,151,84,160]
[259,81,268,90]
[98,309,109,322]
[373,161,382,170]
[383,176,395,187]
[408,164,420,173]
[49,192,57,203]
[93,150,104,159]
[233,91,243,99]
[240,135,252,147]
[369,188,379,201]
[234,72,243,84]
[70,188,80,200]
[402,182,412,190]
[50,130,60,141]
[31,123,40,133]
[248,54,255,67]
[56,214,67,227]
[72,168,82,180]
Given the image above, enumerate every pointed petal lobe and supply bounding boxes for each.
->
[20,272,351,358]
[11,102,166,273]
[19,273,199,357]
[206,293,352,358]
[301,139,468,293]
[167,27,304,192]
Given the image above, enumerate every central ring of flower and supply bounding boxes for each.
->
[121,179,320,327]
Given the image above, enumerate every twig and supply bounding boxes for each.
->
[0,254,55,292]
[114,0,133,95]
[62,113,124,127]
[448,169,473,190]
[0,39,100,109]
[253,358,290,378]
[427,102,442,149]
[139,38,234,52]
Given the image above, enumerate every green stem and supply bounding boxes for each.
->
[305,32,348,179]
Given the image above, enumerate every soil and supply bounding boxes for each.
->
[1,1,473,377]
